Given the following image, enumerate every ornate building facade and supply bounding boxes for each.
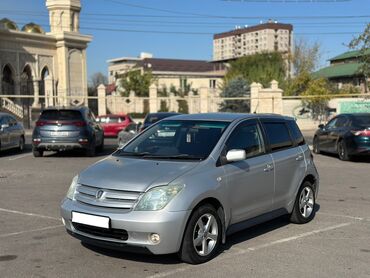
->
[0,0,92,111]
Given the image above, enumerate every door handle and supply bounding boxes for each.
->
[296,155,304,161]
[264,163,274,172]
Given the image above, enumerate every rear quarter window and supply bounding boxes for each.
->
[287,120,305,146]
[262,122,294,152]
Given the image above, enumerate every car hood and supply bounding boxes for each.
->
[78,156,200,192]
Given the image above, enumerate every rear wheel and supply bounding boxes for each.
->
[33,148,43,157]
[179,204,221,264]
[313,136,320,154]
[85,138,96,157]
[337,140,350,161]
[290,181,316,224]
[97,137,104,153]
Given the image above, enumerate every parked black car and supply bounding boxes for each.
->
[313,113,370,161]
[141,112,181,131]
[0,112,25,153]
[32,107,104,157]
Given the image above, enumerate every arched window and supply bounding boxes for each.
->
[21,65,34,97]
[39,66,50,107]
[2,64,15,95]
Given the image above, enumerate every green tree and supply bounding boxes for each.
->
[301,78,334,120]
[117,69,154,97]
[225,52,286,87]
[349,23,370,93]
[219,77,250,113]
[284,71,312,96]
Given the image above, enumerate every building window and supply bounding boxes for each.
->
[180,78,188,91]
[210,79,217,89]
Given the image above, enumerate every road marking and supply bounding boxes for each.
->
[0,225,63,238]
[8,153,32,161]
[317,212,365,221]
[0,207,60,221]
[147,222,351,278]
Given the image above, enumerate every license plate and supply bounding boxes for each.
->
[72,212,110,229]
[50,131,68,137]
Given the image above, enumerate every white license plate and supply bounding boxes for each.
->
[72,212,110,229]
[51,131,69,137]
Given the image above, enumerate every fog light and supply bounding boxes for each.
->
[78,138,89,145]
[149,233,160,244]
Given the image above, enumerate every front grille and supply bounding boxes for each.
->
[75,184,141,210]
[73,223,128,241]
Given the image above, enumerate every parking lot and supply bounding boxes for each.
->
[0,132,369,278]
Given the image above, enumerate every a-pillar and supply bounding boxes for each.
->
[97,84,106,116]
[199,87,209,113]
[149,84,158,113]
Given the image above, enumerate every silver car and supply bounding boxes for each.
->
[61,113,319,264]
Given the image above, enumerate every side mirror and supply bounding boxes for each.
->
[0,124,9,131]
[318,124,325,129]
[226,149,246,162]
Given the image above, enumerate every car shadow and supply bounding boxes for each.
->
[0,143,32,158]
[317,152,370,163]
[79,204,321,264]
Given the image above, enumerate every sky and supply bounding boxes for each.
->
[1,0,369,82]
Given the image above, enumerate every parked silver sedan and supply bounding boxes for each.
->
[117,123,139,147]
[0,112,25,153]
[61,113,319,264]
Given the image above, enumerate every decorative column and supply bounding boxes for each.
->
[97,84,106,116]
[149,84,158,113]
[269,80,283,114]
[250,82,262,114]
[44,75,54,107]
[32,80,40,107]
[199,87,209,113]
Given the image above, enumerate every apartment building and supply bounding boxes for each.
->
[213,22,293,61]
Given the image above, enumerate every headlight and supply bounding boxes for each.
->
[66,175,79,200]
[135,184,184,211]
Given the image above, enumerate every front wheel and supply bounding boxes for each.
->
[18,136,25,152]
[179,204,221,264]
[337,140,350,161]
[33,148,43,157]
[290,181,316,224]
[313,136,320,154]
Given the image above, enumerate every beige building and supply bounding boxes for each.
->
[0,0,92,114]
[107,53,225,95]
[213,22,293,61]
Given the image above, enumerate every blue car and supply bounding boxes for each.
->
[0,112,25,153]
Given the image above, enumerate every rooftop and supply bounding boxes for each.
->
[313,62,362,79]
[169,113,293,122]
[140,58,223,73]
[329,49,370,62]
[214,22,293,40]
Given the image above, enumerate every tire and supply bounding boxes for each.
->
[97,137,104,153]
[18,136,25,152]
[290,181,316,224]
[337,140,350,161]
[33,148,43,157]
[179,204,222,264]
[313,136,320,154]
[85,138,96,157]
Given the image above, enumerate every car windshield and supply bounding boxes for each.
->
[352,115,370,126]
[146,114,173,124]
[115,120,229,160]
[40,110,83,121]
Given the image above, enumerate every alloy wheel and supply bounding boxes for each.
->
[299,186,314,218]
[192,213,219,256]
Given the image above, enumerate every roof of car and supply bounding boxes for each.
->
[147,112,181,117]
[42,106,88,111]
[340,113,370,117]
[167,113,294,122]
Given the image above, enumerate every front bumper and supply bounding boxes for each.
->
[61,198,190,255]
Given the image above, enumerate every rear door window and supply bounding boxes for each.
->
[40,110,83,121]
[262,122,294,152]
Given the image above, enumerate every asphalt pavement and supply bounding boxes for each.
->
[0,131,369,278]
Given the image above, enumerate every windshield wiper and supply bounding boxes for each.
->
[142,154,205,160]
[117,151,151,157]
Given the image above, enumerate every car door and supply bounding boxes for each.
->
[8,116,20,147]
[319,117,338,152]
[326,115,348,153]
[261,119,305,210]
[222,119,274,224]
[0,116,11,150]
